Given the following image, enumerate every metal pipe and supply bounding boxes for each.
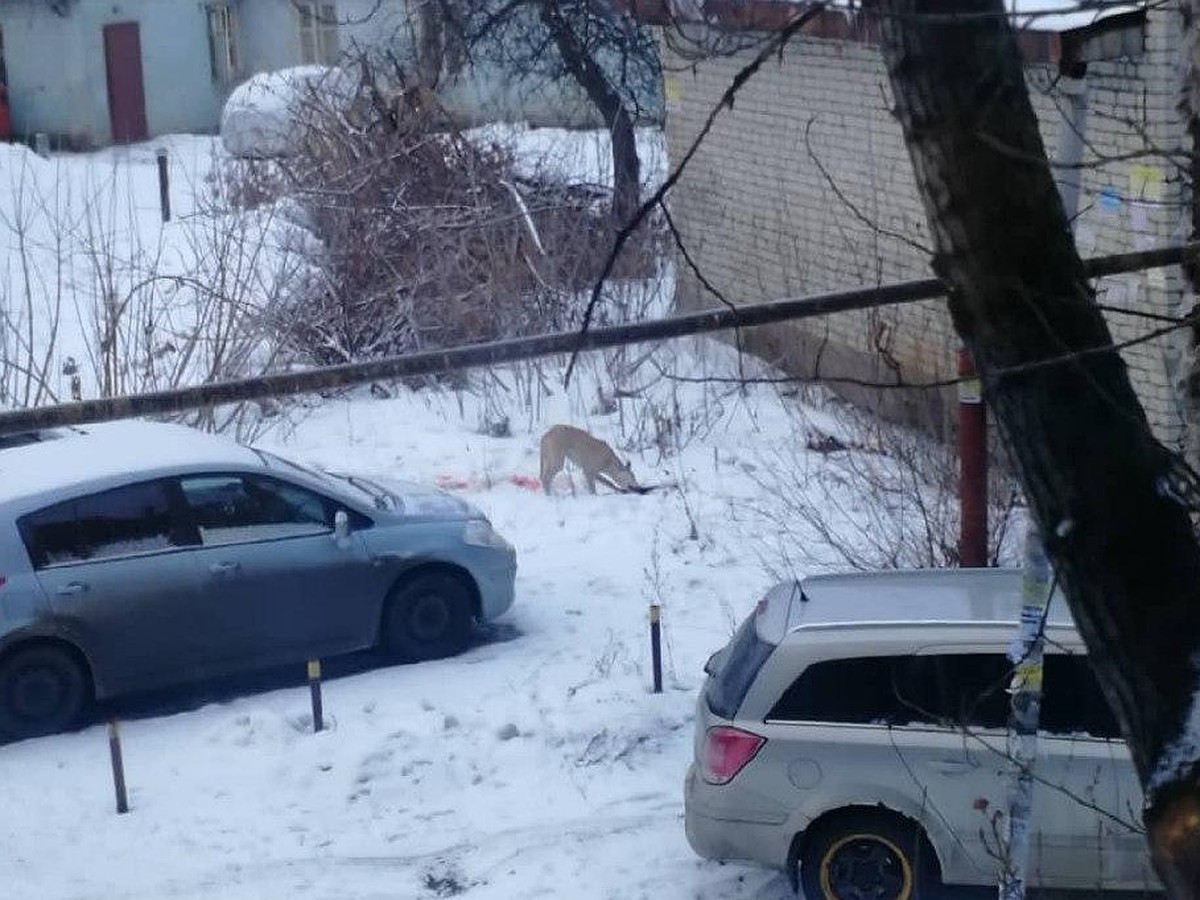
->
[0,244,1188,436]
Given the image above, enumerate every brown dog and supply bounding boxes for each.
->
[539,425,638,495]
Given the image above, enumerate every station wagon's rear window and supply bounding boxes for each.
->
[705,614,774,719]
[20,480,184,567]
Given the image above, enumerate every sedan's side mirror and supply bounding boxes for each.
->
[333,509,351,547]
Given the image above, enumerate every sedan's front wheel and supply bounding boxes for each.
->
[381,571,475,662]
[0,645,88,741]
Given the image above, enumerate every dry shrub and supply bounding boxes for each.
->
[225,64,658,367]
[747,390,1024,575]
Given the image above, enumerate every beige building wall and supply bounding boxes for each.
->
[661,10,1192,446]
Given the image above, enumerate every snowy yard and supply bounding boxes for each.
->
[0,341,830,900]
[0,128,1003,900]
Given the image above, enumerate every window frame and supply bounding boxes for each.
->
[206,2,239,84]
[295,1,339,66]
[0,25,8,88]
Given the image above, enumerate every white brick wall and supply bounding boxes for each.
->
[662,10,1192,447]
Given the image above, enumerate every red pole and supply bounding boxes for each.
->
[958,346,988,567]
[0,85,11,142]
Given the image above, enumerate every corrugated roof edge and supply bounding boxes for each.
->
[623,1,1147,66]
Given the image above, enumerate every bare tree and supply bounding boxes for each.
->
[873,0,1200,894]
[441,0,661,225]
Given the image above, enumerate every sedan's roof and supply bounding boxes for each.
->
[0,420,262,506]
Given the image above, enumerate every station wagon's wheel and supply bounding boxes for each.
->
[801,811,939,900]
[381,570,475,662]
[0,645,88,741]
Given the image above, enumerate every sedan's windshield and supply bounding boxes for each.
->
[324,471,398,511]
[252,448,388,509]
[253,448,334,484]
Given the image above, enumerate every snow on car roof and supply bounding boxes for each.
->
[785,566,1075,630]
[0,420,261,505]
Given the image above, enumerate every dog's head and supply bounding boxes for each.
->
[607,459,638,490]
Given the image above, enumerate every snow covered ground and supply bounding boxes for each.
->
[0,340,844,900]
[0,126,1009,899]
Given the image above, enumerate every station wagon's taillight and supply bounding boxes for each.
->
[701,726,765,785]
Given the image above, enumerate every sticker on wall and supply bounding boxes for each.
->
[1101,275,1140,311]
[1131,203,1157,252]
[1130,201,1151,235]
[1129,164,1164,201]
[1097,188,1122,214]
[664,74,681,106]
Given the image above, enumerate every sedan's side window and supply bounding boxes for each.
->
[20,480,185,568]
[179,474,331,546]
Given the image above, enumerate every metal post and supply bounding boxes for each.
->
[958,346,987,567]
[649,604,663,693]
[308,659,324,732]
[156,147,171,223]
[0,244,1187,437]
[107,720,129,814]
[999,528,1052,900]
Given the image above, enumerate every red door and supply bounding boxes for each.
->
[103,22,148,143]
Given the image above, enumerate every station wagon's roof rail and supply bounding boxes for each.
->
[774,567,1076,633]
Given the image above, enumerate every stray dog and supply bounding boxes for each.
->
[539,425,639,495]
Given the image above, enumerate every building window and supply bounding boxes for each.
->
[297,2,339,65]
[206,3,238,83]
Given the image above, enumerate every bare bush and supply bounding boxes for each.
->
[224,61,661,369]
[0,143,310,441]
[748,390,1023,575]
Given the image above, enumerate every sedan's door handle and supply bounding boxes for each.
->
[928,758,974,775]
[55,581,89,597]
[208,561,241,576]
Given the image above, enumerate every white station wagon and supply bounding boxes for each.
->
[685,568,1158,899]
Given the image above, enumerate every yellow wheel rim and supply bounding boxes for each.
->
[818,831,914,900]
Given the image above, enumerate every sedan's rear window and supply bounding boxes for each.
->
[20,480,185,567]
[704,614,775,719]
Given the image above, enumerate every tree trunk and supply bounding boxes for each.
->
[415,0,446,89]
[874,1,1200,895]
[538,1,641,225]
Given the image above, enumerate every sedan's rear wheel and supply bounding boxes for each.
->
[381,571,474,662]
[801,812,939,900]
[0,645,88,740]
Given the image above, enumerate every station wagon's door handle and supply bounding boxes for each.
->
[208,561,241,576]
[55,581,88,597]
[928,758,974,775]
